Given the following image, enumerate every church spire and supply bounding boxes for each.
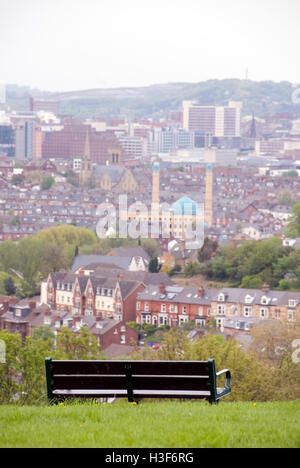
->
[250,112,256,139]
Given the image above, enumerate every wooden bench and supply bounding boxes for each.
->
[45,358,231,404]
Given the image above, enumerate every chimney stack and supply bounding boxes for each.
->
[198,286,205,297]
[261,283,270,293]
[159,283,166,295]
[29,301,36,313]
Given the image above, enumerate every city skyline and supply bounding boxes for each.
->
[0,0,300,92]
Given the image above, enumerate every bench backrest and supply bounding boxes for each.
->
[45,358,230,403]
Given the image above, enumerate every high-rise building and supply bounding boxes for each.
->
[15,121,34,160]
[182,101,242,138]
[0,124,15,157]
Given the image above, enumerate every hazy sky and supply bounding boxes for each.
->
[0,0,299,92]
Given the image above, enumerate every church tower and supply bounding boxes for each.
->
[79,131,93,186]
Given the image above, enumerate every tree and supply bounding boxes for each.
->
[32,326,56,345]
[41,175,55,190]
[198,238,218,262]
[277,190,296,206]
[149,257,160,273]
[0,331,22,404]
[287,203,300,236]
[56,327,100,360]
[4,277,16,296]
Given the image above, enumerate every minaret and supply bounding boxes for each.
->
[152,160,160,205]
[79,131,93,186]
[204,163,213,228]
[151,161,160,237]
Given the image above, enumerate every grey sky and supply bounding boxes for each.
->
[0,0,299,92]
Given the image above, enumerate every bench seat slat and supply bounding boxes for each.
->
[51,375,210,391]
[53,389,215,398]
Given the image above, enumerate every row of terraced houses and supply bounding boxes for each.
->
[41,263,300,337]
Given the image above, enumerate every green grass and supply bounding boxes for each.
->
[0,400,299,448]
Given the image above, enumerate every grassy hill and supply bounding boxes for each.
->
[4,80,300,120]
[1,400,299,448]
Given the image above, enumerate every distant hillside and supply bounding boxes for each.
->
[4,80,300,119]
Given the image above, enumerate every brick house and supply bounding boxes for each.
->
[210,284,300,330]
[136,284,218,328]
[45,271,145,322]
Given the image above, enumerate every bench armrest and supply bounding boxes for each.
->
[216,369,231,399]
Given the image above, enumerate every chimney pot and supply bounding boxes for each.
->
[261,283,270,293]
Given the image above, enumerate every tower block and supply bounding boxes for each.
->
[205,163,213,228]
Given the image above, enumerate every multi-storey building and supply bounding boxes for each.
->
[44,271,145,323]
[42,125,128,164]
[210,285,300,330]
[182,101,242,138]
[136,284,217,328]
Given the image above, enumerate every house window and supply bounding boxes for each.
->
[218,293,225,302]
[161,304,166,313]
[159,315,168,325]
[244,306,252,317]
[275,309,281,319]
[182,306,187,314]
[217,304,225,315]
[261,296,269,305]
[179,316,188,325]
[136,302,140,310]
[288,300,297,308]
[144,302,149,312]
[288,310,296,322]
[260,307,269,318]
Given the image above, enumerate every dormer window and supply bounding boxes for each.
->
[245,295,253,304]
[261,296,269,305]
[288,299,297,308]
[218,293,225,302]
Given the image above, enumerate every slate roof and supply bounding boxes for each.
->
[137,284,218,305]
[108,246,150,262]
[216,287,300,306]
[71,255,131,272]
